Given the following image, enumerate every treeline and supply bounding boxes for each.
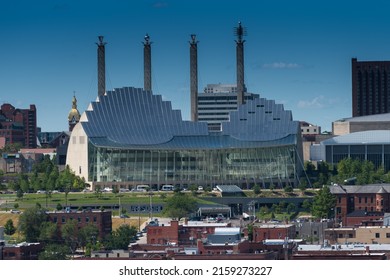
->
[6,154,86,194]
[300,158,390,188]
[16,205,137,259]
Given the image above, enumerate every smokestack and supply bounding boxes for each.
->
[189,34,199,121]
[97,36,106,97]
[235,22,246,105]
[143,34,152,92]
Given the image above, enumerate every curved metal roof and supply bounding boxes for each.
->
[321,130,390,145]
[80,87,299,148]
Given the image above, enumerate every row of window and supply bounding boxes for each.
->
[52,215,97,224]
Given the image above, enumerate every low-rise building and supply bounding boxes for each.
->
[47,210,112,239]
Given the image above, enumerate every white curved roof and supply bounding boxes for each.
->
[322,130,390,145]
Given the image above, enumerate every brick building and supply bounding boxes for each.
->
[252,223,296,242]
[47,210,112,239]
[0,242,43,260]
[330,184,390,226]
[325,226,390,245]
[0,103,37,148]
[147,220,232,245]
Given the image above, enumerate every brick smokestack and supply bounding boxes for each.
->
[235,22,246,105]
[97,36,106,97]
[143,34,152,92]
[189,34,199,121]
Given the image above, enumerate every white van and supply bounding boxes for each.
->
[134,185,149,192]
[161,185,174,191]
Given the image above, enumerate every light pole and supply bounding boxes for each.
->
[149,191,154,221]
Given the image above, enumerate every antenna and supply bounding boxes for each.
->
[234,21,247,43]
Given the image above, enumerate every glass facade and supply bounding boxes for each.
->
[326,144,390,171]
[88,143,298,188]
[67,87,302,189]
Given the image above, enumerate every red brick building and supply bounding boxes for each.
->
[0,103,37,148]
[147,220,232,245]
[252,223,296,242]
[330,184,390,226]
[47,210,112,239]
[1,242,43,260]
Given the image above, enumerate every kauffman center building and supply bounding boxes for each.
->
[66,86,303,190]
[67,28,303,190]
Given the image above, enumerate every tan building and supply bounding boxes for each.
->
[325,226,390,244]
[332,113,390,136]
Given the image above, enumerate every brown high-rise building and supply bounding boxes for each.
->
[0,103,37,148]
[352,58,390,117]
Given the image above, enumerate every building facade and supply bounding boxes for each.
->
[66,87,303,190]
[0,103,37,148]
[197,84,258,131]
[330,184,390,226]
[47,210,112,239]
[311,130,390,171]
[332,113,390,136]
[352,58,390,117]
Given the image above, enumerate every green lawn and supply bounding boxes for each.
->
[0,192,217,211]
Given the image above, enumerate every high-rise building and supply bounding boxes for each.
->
[352,58,390,117]
[0,103,37,148]
[197,84,258,131]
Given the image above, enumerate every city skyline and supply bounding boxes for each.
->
[2,0,390,132]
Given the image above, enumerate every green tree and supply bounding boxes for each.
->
[311,186,336,219]
[4,219,16,235]
[61,219,79,254]
[302,199,312,211]
[39,221,59,243]
[105,224,137,250]
[56,203,63,211]
[162,193,197,220]
[38,244,70,260]
[18,206,48,242]
[253,184,261,195]
[78,224,99,250]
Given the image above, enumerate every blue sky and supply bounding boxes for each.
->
[1,0,390,132]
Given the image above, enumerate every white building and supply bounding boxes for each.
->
[197,84,259,131]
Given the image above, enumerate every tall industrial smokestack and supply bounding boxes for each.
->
[143,34,152,92]
[235,22,246,105]
[97,36,106,97]
[189,34,199,121]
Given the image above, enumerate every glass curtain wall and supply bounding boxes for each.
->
[88,144,298,188]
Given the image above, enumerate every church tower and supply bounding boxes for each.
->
[68,94,81,132]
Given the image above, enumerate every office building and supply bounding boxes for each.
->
[352,58,390,117]
[0,103,37,148]
[197,84,259,131]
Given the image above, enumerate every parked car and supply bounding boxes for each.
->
[10,209,21,214]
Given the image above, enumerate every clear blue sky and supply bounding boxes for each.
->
[1,0,390,132]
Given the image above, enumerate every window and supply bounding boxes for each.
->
[86,217,90,223]
[386,233,390,238]
[375,233,380,238]
[62,216,66,223]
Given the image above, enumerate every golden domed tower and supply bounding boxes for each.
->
[68,94,81,132]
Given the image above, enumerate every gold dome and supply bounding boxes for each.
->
[68,95,81,122]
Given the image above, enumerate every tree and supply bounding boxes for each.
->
[56,203,63,211]
[162,193,197,220]
[78,224,99,249]
[38,244,70,260]
[105,224,137,250]
[61,219,79,254]
[311,186,336,219]
[4,219,16,235]
[39,221,59,243]
[253,184,261,195]
[18,206,48,242]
